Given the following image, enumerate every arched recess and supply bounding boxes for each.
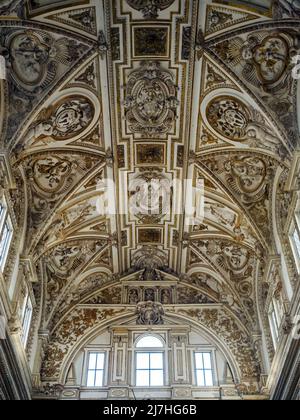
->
[59,312,241,387]
[40,304,260,391]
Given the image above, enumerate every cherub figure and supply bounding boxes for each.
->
[23,120,54,146]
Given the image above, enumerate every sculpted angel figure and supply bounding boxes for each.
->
[23,98,93,146]
[23,120,54,146]
[243,122,280,146]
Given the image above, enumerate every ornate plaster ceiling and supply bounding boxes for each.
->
[0,0,299,392]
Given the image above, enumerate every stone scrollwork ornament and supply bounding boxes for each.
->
[0,0,24,17]
[126,0,175,19]
[124,61,178,136]
[136,301,164,325]
[273,0,300,18]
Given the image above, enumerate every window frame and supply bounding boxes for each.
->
[85,351,106,388]
[269,301,280,348]
[135,351,164,387]
[134,334,166,388]
[290,211,300,273]
[21,295,33,347]
[0,197,13,272]
[194,351,215,387]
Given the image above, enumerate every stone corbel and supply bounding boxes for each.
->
[20,257,38,284]
[8,310,22,336]
[0,153,16,190]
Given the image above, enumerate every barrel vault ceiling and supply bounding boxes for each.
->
[0,0,299,391]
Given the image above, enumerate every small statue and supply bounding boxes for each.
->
[129,289,139,305]
[161,289,171,304]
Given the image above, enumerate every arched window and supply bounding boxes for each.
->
[135,335,164,387]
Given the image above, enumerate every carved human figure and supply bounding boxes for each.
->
[243,123,280,146]
[129,289,139,304]
[144,288,155,302]
[161,289,171,304]
[24,121,54,146]
[24,97,94,146]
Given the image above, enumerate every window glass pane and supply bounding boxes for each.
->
[96,353,105,370]
[136,353,150,369]
[87,352,105,387]
[296,212,300,229]
[0,203,4,220]
[0,225,9,258]
[195,353,203,369]
[195,352,214,387]
[203,353,212,369]
[293,228,300,256]
[95,370,103,387]
[150,370,164,386]
[196,370,205,386]
[87,370,95,387]
[205,370,214,386]
[136,370,150,386]
[0,218,12,268]
[271,311,279,338]
[136,336,163,348]
[88,353,97,370]
[150,353,163,369]
[21,298,32,346]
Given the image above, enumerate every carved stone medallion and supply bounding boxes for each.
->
[27,96,94,143]
[206,96,250,140]
[7,31,84,91]
[124,61,178,137]
[224,156,267,195]
[136,301,164,325]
